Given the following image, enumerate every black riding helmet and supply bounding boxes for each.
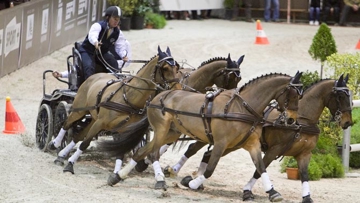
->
[105,6,121,17]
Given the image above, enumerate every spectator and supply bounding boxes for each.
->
[339,0,360,26]
[309,0,321,25]
[264,0,280,22]
[231,0,254,22]
[323,0,341,25]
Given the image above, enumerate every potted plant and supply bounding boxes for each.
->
[144,11,166,29]
[131,0,152,30]
[107,0,138,30]
[280,157,299,180]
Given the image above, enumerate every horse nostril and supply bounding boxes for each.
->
[287,118,295,125]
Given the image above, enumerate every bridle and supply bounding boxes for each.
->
[217,66,242,88]
[330,86,351,123]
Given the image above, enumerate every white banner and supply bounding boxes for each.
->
[159,0,224,11]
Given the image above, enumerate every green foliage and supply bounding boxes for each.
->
[313,154,345,178]
[308,23,337,63]
[349,108,360,168]
[301,70,321,88]
[108,0,138,16]
[307,158,322,180]
[326,52,360,99]
[280,157,298,173]
[144,11,166,29]
[133,0,153,16]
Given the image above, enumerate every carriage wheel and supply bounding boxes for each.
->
[35,104,53,151]
[53,101,72,149]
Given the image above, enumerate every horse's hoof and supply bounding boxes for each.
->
[302,195,314,203]
[243,190,255,201]
[163,166,175,177]
[107,173,122,186]
[63,162,74,174]
[154,181,167,190]
[135,159,149,173]
[180,175,192,187]
[266,188,283,202]
[54,156,65,166]
[47,142,57,151]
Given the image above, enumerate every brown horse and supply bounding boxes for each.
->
[131,54,244,173]
[177,54,243,93]
[47,46,180,174]
[101,72,303,202]
[171,75,352,203]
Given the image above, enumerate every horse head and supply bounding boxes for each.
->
[152,46,180,90]
[274,71,303,126]
[327,74,353,129]
[213,53,243,89]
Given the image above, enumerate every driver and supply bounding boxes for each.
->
[53,6,130,79]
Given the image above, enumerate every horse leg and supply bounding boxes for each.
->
[53,119,95,166]
[296,153,313,203]
[48,110,87,150]
[181,143,226,190]
[164,141,207,177]
[63,120,103,174]
[247,146,283,202]
[243,146,282,201]
[107,154,125,186]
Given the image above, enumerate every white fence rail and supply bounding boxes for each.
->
[342,96,360,173]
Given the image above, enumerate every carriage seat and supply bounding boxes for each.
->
[67,41,85,90]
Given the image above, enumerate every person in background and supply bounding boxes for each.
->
[309,0,321,25]
[339,0,360,26]
[264,0,280,22]
[323,0,341,25]
[232,0,254,22]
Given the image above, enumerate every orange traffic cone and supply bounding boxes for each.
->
[255,20,269,45]
[3,96,25,134]
[356,39,360,50]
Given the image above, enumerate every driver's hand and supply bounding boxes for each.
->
[122,56,129,62]
[95,41,102,50]
[52,71,62,78]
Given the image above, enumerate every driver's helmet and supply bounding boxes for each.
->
[105,6,121,17]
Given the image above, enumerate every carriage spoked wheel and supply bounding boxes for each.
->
[35,104,53,152]
[52,101,72,165]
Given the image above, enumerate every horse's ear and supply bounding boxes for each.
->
[337,74,344,87]
[237,55,245,66]
[166,46,172,56]
[158,46,162,55]
[292,71,302,84]
[344,74,349,84]
[227,53,232,64]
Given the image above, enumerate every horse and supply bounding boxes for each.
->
[46,46,180,174]
[169,74,352,203]
[100,72,303,202]
[128,53,244,173]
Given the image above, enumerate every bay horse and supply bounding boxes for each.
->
[130,54,244,173]
[101,72,303,202]
[47,46,180,174]
[170,74,352,203]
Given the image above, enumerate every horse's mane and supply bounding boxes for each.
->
[303,78,332,92]
[136,55,158,74]
[197,57,227,69]
[239,73,290,92]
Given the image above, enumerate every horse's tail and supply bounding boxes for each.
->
[97,116,149,157]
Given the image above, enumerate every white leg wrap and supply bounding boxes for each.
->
[243,177,257,191]
[68,148,83,163]
[159,144,170,156]
[189,175,206,190]
[196,162,208,176]
[58,141,76,158]
[302,181,310,197]
[172,155,188,172]
[119,159,137,179]
[53,128,67,148]
[261,172,273,192]
[113,159,123,173]
[153,161,165,181]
